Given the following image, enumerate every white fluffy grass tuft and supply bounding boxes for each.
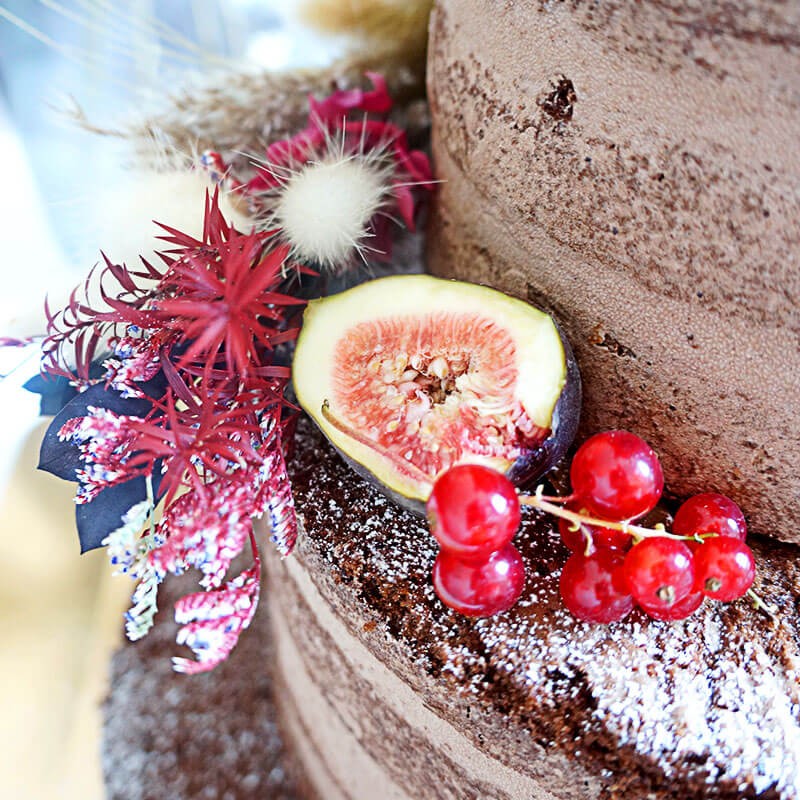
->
[273,155,392,271]
[92,168,251,271]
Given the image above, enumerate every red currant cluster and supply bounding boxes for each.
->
[427,466,525,617]
[425,430,758,622]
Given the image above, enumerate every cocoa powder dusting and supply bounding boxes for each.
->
[286,419,800,799]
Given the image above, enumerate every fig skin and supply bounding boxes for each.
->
[293,274,582,515]
[506,324,582,493]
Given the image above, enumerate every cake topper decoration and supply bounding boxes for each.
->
[12,53,771,673]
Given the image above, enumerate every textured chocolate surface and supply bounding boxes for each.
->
[102,573,306,800]
[104,418,800,798]
[426,0,800,542]
[284,418,800,799]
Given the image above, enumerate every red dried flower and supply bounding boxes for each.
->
[153,235,303,379]
[122,387,271,506]
[42,254,165,384]
[39,188,310,670]
[36,74,436,671]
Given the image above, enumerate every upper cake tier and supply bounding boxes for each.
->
[426,0,800,542]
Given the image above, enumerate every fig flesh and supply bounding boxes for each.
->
[293,274,581,513]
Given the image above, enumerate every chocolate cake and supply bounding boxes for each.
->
[101,4,800,798]
[103,571,306,800]
[426,0,800,542]
[107,419,800,798]
[272,418,800,799]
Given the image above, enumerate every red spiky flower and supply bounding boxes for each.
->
[153,237,302,378]
[121,386,269,504]
[45,189,309,672]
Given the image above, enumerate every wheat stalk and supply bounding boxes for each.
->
[67,50,425,165]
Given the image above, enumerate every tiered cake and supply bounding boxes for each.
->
[106,418,800,798]
[104,3,800,798]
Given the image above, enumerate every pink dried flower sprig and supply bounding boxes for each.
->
[172,548,261,675]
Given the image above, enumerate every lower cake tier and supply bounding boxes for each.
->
[266,547,597,799]
[102,571,307,800]
[267,418,800,800]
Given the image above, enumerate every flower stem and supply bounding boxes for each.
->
[145,474,155,539]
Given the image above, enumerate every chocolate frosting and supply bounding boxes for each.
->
[425,0,800,543]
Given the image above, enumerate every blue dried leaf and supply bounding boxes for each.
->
[32,369,168,553]
[24,373,79,416]
[36,382,157,482]
[76,467,163,554]
[24,361,109,415]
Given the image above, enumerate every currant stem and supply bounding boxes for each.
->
[537,492,578,505]
[522,486,771,614]
[519,488,689,543]
[746,588,778,618]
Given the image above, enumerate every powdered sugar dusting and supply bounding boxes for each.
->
[288,417,800,798]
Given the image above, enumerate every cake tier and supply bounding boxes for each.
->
[265,418,800,800]
[102,572,307,800]
[426,0,800,543]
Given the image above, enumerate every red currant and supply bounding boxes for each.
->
[427,464,520,561]
[570,431,664,521]
[432,544,525,617]
[640,590,704,621]
[672,493,747,542]
[623,538,695,610]
[559,550,634,623]
[558,511,633,554]
[693,536,755,601]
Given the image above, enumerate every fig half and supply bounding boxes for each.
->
[293,274,581,513]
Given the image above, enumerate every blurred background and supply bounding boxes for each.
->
[0,2,343,797]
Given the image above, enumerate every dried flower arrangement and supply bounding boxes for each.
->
[28,76,433,673]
